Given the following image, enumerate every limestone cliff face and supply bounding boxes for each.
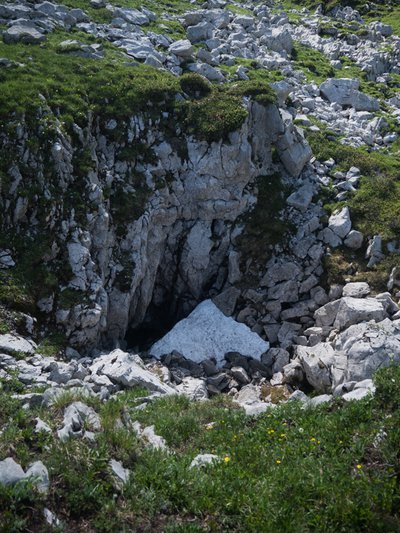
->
[0,99,311,351]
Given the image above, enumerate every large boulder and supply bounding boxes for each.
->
[3,23,46,45]
[113,7,149,25]
[334,297,387,331]
[261,28,293,54]
[150,300,269,366]
[90,350,175,394]
[328,206,352,239]
[294,343,339,393]
[187,22,214,43]
[275,120,312,178]
[320,78,379,111]
[0,334,37,355]
[334,319,400,382]
[169,39,194,59]
[0,458,26,486]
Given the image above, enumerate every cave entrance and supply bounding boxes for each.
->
[124,298,188,353]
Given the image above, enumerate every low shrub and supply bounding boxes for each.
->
[179,73,211,99]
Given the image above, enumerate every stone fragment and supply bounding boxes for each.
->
[169,39,194,58]
[190,454,219,468]
[0,458,25,486]
[295,343,336,393]
[142,425,168,451]
[109,459,130,488]
[25,461,50,495]
[176,377,208,400]
[335,318,400,382]
[328,206,351,239]
[342,282,370,298]
[344,230,363,250]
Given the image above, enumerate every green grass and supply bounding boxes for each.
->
[280,1,400,36]
[182,80,275,142]
[36,332,67,357]
[0,30,180,124]
[1,366,400,530]
[323,248,400,293]
[307,129,400,240]
[226,3,253,15]
[144,19,186,41]
[56,0,203,19]
[291,42,335,84]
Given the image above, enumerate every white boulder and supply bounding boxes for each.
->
[150,300,269,366]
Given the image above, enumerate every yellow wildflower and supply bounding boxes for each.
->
[276,460,282,464]
[224,456,230,463]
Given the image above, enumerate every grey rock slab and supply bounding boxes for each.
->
[230,366,250,385]
[335,318,400,382]
[176,376,209,400]
[286,183,314,212]
[262,28,293,54]
[0,458,25,486]
[375,293,399,315]
[141,425,168,451]
[169,39,194,58]
[342,388,372,401]
[295,343,337,393]
[187,22,214,43]
[242,402,273,416]
[342,282,370,298]
[234,384,261,405]
[268,280,299,303]
[344,230,363,250]
[320,78,379,111]
[314,299,341,327]
[3,24,46,44]
[150,300,269,367]
[43,507,62,527]
[190,454,220,468]
[35,417,52,433]
[57,401,101,441]
[261,261,301,287]
[212,287,240,317]
[328,206,351,239]
[188,62,224,82]
[308,394,332,407]
[109,459,130,487]
[25,461,49,495]
[275,122,312,178]
[113,7,149,25]
[90,349,176,394]
[0,334,37,355]
[334,297,387,331]
[288,390,308,402]
[354,379,375,392]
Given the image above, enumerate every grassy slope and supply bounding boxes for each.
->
[0,366,399,531]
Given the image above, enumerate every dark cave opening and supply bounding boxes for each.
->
[124,298,189,353]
